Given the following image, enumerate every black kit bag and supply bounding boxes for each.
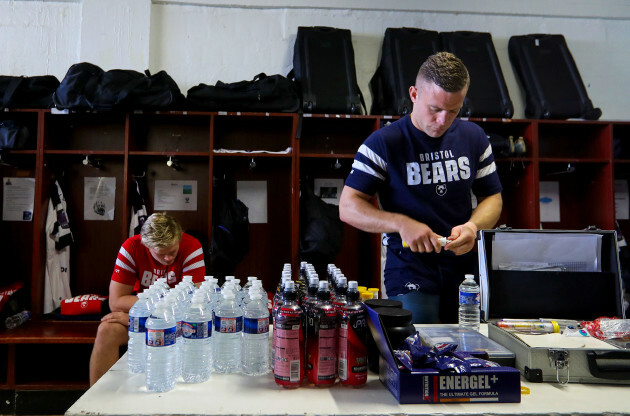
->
[299,184,344,269]
[291,26,366,115]
[0,75,59,110]
[209,180,250,277]
[54,62,185,111]
[370,27,440,115]
[0,120,29,150]
[439,31,514,118]
[187,73,300,112]
[508,34,602,120]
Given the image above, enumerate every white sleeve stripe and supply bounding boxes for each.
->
[476,162,497,179]
[183,247,204,265]
[119,247,136,267]
[183,260,206,273]
[358,144,387,171]
[479,144,493,163]
[115,258,136,274]
[352,160,386,181]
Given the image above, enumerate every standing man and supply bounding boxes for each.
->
[89,212,206,385]
[339,52,502,323]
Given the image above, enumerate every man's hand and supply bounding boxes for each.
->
[100,311,130,327]
[399,217,444,253]
[444,221,478,255]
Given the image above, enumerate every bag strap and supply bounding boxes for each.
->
[1,77,25,111]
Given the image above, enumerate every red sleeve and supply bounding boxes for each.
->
[179,233,206,284]
[111,236,141,287]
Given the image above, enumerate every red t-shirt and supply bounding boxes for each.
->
[111,233,205,292]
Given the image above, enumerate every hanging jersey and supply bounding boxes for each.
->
[111,233,206,292]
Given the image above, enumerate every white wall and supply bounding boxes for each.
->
[1,0,629,120]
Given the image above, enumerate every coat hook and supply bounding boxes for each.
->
[333,158,341,170]
[167,156,181,171]
[249,158,256,169]
[82,155,103,169]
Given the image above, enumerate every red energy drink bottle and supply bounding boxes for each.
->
[306,280,337,387]
[338,281,368,387]
[273,281,304,388]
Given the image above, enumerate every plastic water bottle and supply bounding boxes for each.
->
[181,293,213,383]
[127,292,152,373]
[145,301,177,392]
[241,289,270,375]
[4,310,30,329]
[165,291,185,378]
[458,274,480,331]
[213,290,243,373]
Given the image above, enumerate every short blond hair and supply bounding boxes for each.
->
[140,213,182,249]
[416,52,470,93]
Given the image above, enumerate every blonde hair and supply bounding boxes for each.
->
[140,213,182,249]
[416,51,470,93]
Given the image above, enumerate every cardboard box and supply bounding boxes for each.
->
[366,306,521,404]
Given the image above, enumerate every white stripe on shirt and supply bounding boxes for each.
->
[479,144,493,163]
[115,258,136,274]
[119,247,136,267]
[183,260,205,273]
[476,162,497,180]
[351,160,386,181]
[183,247,204,266]
[358,144,387,171]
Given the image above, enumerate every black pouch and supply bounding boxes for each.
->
[187,73,300,112]
[0,75,60,110]
[0,120,29,150]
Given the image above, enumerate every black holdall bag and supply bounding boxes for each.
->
[187,73,300,112]
[439,31,514,118]
[54,62,186,111]
[0,120,29,150]
[370,27,440,115]
[508,34,602,120]
[291,26,366,115]
[0,75,60,110]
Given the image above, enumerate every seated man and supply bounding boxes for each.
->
[89,212,206,385]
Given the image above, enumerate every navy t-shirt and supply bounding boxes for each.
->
[344,115,502,295]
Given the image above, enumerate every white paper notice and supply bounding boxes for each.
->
[2,177,35,221]
[314,178,344,206]
[539,181,560,222]
[615,179,629,220]
[237,180,267,224]
[154,180,197,211]
[84,177,116,220]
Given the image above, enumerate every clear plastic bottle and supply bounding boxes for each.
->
[181,292,213,383]
[212,290,243,373]
[4,310,30,330]
[338,281,368,387]
[127,292,152,373]
[145,301,177,392]
[241,289,270,376]
[458,274,480,331]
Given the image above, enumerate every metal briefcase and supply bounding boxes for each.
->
[478,228,630,384]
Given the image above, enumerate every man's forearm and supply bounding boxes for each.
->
[468,193,503,231]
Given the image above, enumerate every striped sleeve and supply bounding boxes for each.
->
[345,139,388,196]
[111,239,139,286]
[180,235,206,283]
[472,136,503,198]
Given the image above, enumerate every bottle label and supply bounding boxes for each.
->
[129,316,147,333]
[214,316,243,333]
[306,307,337,383]
[146,326,176,347]
[459,291,480,305]
[274,310,303,384]
[182,321,211,339]
[244,316,269,334]
[338,307,368,385]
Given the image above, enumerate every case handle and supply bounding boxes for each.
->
[586,350,630,380]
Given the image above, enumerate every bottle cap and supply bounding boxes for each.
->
[360,292,373,301]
